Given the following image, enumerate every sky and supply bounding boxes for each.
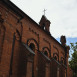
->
[10,0,77,58]
[56,37,77,58]
[10,0,77,38]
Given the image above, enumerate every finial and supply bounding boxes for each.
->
[43,9,47,16]
[60,35,66,46]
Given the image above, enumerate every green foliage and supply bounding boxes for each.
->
[69,42,77,77]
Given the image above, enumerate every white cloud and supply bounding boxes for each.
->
[11,0,77,38]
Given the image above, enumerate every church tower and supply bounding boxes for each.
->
[39,15,51,33]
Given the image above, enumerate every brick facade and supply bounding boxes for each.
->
[0,0,72,77]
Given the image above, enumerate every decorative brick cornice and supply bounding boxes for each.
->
[43,38,51,51]
[53,45,59,54]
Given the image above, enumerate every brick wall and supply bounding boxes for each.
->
[0,1,72,77]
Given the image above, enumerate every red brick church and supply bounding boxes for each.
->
[0,0,72,77]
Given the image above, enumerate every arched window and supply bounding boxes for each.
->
[43,47,50,57]
[27,39,38,77]
[44,51,48,56]
[54,56,57,60]
[53,53,58,61]
[42,23,45,29]
[27,38,38,51]
[61,57,64,64]
[29,43,35,52]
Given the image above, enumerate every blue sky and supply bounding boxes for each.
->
[56,37,77,44]
[56,37,77,58]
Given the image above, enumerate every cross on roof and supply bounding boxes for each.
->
[43,9,47,16]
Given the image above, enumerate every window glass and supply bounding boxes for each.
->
[29,43,35,52]
[44,51,48,56]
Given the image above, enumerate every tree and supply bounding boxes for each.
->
[69,42,77,77]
